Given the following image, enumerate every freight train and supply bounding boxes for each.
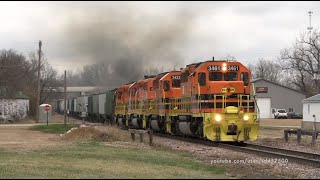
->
[56,58,260,142]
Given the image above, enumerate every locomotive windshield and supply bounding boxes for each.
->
[198,72,206,86]
[209,72,222,81]
[172,79,181,88]
[241,72,249,85]
[224,72,238,81]
[164,81,170,91]
[117,92,122,99]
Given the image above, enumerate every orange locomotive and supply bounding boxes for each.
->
[114,58,259,142]
[176,58,259,142]
[116,76,156,129]
[114,83,133,127]
[150,71,182,133]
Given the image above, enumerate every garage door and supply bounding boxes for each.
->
[256,98,271,118]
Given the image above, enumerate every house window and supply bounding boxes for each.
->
[289,107,295,112]
[308,104,310,114]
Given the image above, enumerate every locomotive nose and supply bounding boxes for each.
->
[222,84,235,96]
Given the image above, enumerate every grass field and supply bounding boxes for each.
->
[0,141,225,179]
[0,124,225,178]
[29,124,79,134]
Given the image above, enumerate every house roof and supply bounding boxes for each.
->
[303,94,320,103]
[251,78,307,95]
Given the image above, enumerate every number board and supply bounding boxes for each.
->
[171,76,180,80]
[228,65,239,71]
[207,65,221,71]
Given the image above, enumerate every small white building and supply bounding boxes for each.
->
[302,94,320,130]
[39,104,52,123]
[0,99,29,122]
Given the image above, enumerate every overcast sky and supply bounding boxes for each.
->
[0,1,319,74]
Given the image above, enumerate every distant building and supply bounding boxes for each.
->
[251,78,307,118]
[0,92,30,122]
[302,94,320,130]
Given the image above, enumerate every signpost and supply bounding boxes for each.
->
[44,105,50,126]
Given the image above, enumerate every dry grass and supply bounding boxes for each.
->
[61,126,122,142]
[93,125,132,142]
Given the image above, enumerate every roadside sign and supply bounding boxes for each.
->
[44,105,50,112]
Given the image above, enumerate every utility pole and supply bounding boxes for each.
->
[308,11,313,43]
[308,11,320,93]
[64,70,67,127]
[36,40,42,123]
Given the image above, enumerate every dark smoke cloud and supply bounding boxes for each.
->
[62,4,195,87]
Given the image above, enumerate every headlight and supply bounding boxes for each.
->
[215,115,221,122]
[243,115,249,121]
[222,66,227,71]
[222,63,227,67]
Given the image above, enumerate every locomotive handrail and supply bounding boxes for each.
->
[135,90,139,110]
[214,95,216,112]
[213,94,226,113]
[247,95,250,112]
[197,83,201,112]
[251,83,260,121]
[237,94,250,112]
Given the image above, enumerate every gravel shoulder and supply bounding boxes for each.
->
[150,134,320,179]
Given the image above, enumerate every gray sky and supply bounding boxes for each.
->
[0,1,319,74]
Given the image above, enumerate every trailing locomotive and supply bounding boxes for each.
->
[57,57,259,142]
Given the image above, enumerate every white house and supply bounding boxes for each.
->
[302,94,320,130]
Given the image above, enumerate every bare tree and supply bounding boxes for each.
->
[0,49,62,118]
[0,49,31,98]
[280,29,320,96]
[248,58,283,84]
[223,54,237,61]
[28,52,63,108]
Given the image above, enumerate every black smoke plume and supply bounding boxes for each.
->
[63,4,195,88]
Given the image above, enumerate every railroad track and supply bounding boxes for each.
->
[218,143,320,168]
[153,132,320,168]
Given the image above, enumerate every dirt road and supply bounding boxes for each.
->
[0,126,67,151]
